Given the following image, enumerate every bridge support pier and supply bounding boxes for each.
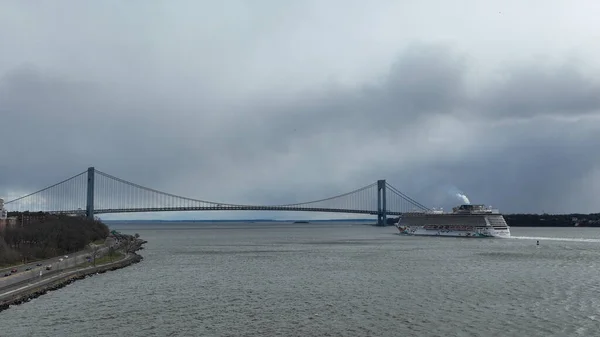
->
[377,179,387,226]
[86,167,95,220]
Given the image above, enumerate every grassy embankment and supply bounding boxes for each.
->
[88,251,125,266]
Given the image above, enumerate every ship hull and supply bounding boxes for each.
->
[396,226,510,238]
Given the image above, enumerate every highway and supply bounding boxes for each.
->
[0,239,117,290]
[0,269,65,301]
[0,252,131,303]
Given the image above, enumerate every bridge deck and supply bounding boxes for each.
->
[48,207,405,216]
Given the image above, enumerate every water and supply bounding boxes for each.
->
[2,223,600,336]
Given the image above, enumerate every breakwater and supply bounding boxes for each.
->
[0,238,146,313]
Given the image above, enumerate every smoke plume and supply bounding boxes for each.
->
[455,193,471,204]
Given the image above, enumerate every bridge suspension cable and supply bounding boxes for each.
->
[93,170,380,213]
[272,182,378,207]
[385,183,430,212]
[5,171,88,213]
[3,167,431,217]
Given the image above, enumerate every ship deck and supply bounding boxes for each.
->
[399,214,506,226]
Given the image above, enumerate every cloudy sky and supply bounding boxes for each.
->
[1,1,600,219]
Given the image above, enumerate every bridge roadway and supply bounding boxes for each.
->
[47,207,410,216]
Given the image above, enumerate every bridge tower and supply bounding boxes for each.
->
[86,167,95,220]
[377,179,387,226]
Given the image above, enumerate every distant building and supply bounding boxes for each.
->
[0,199,49,228]
[6,216,18,227]
[0,198,6,218]
[15,213,47,226]
[0,198,7,231]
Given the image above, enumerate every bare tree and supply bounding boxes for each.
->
[123,238,138,254]
[108,246,115,263]
[88,244,101,267]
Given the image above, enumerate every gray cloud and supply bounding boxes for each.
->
[477,63,600,119]
[403,120,600,214]
[2,2,600,218]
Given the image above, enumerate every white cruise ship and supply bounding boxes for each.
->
[395,204,511,238]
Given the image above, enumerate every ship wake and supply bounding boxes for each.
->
[511,236,600,243]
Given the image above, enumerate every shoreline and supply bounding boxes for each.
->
[0,238,146,313]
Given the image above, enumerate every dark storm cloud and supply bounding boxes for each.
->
[2,42,600,214]
[0,65,215,193]
[219,46,600,213]
[397,120,600,214]
[477,63,600,119]
[213,43,469,167]
[384,44,468,115]
[257,44,467,135]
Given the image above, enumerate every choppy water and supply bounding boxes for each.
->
[2,223,600,337]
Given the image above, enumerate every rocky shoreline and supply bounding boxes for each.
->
[0,238,147,313]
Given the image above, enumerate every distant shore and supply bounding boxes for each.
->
[103,212,600,227]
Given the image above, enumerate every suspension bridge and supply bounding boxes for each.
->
[3,167,430,226]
